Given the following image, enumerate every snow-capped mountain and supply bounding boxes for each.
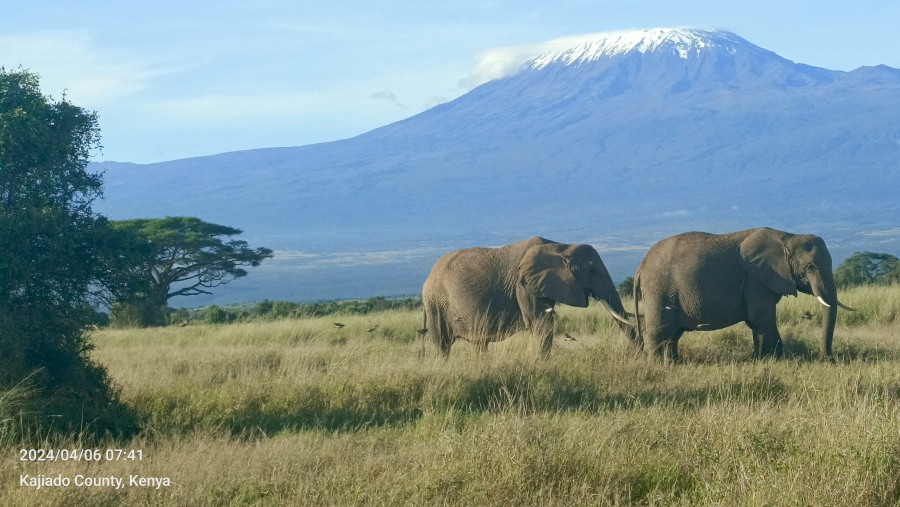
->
[93,28,900,304]
[528,28,754,67]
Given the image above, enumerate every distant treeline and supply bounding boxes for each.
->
[166,296,423,326]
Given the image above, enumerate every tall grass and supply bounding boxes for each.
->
[1,285,899,505]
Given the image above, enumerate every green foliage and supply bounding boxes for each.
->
[204,305,235,325]
[0,68,136,436]
[616,276,635,297]
[106,217,273,326]
[835,251,900,287]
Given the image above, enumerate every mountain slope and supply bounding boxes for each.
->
[93,28,900,304]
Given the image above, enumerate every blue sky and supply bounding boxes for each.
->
[2,1,898,163]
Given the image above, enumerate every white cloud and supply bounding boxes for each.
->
[460,32,617,89]
[660,209,690,217]
[859,228,900,238]
[149,90,335,123]
[0,30,180,107]
[371,90,406,109]
[461,44,534,89]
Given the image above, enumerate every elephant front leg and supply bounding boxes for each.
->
[532,314,555,355]
[751,327,783,358]
[746,304,783,359]
[517,296,557,356]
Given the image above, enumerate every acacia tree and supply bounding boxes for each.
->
[109,217,273,325]
[0,68,136,435]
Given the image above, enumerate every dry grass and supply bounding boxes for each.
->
[2,285,899,505]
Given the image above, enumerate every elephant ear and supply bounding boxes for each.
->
[739,229,798,296]
[518,246,587,308]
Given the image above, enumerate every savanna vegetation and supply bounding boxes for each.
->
[2,284,899,506]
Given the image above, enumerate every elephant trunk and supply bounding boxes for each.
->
[808,269,838,358]
[591,275,639,345]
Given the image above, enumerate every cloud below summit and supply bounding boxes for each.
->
[461,44,536,89]
[371,90,406,108]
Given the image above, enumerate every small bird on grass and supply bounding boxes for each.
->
[367,325,379,332]
[563,333,577,342]
[333,322,345,329]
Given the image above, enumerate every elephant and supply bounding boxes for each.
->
[421,236,636,356]
[633,227,855,361]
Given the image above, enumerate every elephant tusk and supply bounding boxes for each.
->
[600,300,633,326]
[816,296,831,308]
[837,301,857,312]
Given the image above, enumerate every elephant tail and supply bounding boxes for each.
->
[417,309,428,358]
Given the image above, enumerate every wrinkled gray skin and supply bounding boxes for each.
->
[634,227,853,362]
[422,237,635,356]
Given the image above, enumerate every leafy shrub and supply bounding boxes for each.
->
[205,305,234,325]
[616,276,635,298]
[0,69,138,437]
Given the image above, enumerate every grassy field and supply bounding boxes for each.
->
[2,285,900,505]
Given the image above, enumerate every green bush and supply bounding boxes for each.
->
[616,276,635,298]
[0,69,138,438]
[205,306,235,325]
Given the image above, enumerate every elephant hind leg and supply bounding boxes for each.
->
[643,326,682,363]
[666,330,684,363]
[426,305,454,357]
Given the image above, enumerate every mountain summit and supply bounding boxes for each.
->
[94,29,900,303]
[464,27,783,89]
[527,28,756,68]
